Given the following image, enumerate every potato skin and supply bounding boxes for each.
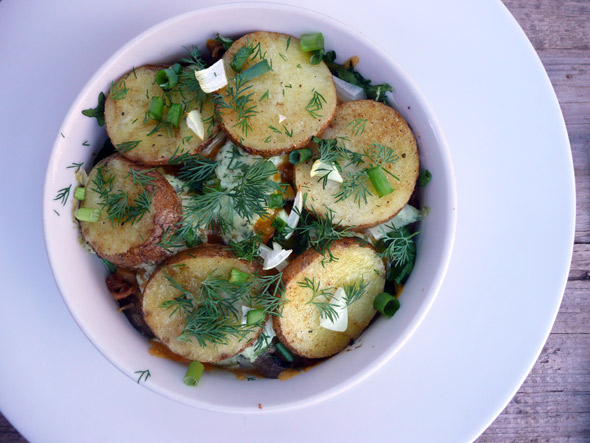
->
[79,154,182,269]
[273,239,386,359]
[218,32,337,156]
[142,244,264,363]
[105,65,219,165]
[294,100,419,230]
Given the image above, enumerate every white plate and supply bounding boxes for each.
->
[0,0,574,442]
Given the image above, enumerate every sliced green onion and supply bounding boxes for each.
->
[289,148,313,165]
[367,166,394,197]
[75,208,100,222]
[267,193,284,209]
[230,45,254,73]
[166,103,183,127]
[373,292,400,317]
[155,64,180,90]
[236,60,271,82]
[271,217,287,233]
[183,361,205,386]
[229,268,250,284]
[215,34,234,50]
[148,96,164,121]
[418,169,432,187]
[300,33,324,52]
[74,186,86,201]
[203,178,221,193]
[309,49,324,65]
[246,309,265,325]
[275,342,294,362]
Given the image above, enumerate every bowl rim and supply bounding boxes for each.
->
[43,1,457,413]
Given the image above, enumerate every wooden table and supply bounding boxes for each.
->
[1,1,588,440]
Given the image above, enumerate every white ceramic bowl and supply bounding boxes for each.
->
[43,3,456,413]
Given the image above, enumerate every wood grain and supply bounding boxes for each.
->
[1,1,589,441]
[478,0,590,441]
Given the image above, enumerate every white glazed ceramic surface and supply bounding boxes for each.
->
[43,4,456,412]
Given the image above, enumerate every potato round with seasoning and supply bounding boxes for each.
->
[78,154,182,269]
[273,239,386,359]
[105,65,219,165]
[218,31,337,156]
[294,100,419,230]
[142,244,264,363]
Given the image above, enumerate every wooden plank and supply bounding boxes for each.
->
[479,0,590,441]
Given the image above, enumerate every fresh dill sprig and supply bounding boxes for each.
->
[54,185,72,206]
[215,75,258,136]
[159,271,282,347]
[298,277,338,322]
[126,168,157,187]
[343,278,369,306]
[334,169,372,206]
[116,140,141,154]
[346,118,368,136]
[379,226,418,267]
[295,205,357,264]
[305,89,327,119]
[174,153,218,192]
[110,79,128,100]
[180,45,207,69]
[249,272,286,316]
[102,189,154,226]
[134,369,151,384]
[227,232,263,263]
[67,162,84,172]
[230,160,281,221]
[156,228,188,253]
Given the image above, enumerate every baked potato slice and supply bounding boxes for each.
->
[142,244,264,363]
[105,65,219,165]
[274,239,386,359]
[79,154,182,269]
[294,100,419,230]
[217,31,337,156]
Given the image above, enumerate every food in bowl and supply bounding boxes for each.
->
[67,30,431,383]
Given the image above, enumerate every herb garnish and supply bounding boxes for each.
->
[160,270,284,346]
[298,277,338,322]
[323,50,393,103]
[81,92,106,126]
[305,89,327,119]
[110,79,129,100]
[54,185,72,206]
[134,369,151,383]
[379,226,418,284]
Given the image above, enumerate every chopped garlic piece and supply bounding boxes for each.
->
[333,75,367,102]
[310,160,343,183]
[194,59,228,93]
[186,110,205,140]
[262,242,292,270]
[320,288,348,332]
[366,204,422,240]
[279,114,287,124]
[285,190,303,240]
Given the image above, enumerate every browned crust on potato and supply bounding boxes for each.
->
[105,65,220,165]
[295,100,419,230]
[273,239,385,359]
[80,154,182,269]
[217,32,337,157]
[142,244,264,362]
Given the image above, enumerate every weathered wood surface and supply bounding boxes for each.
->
[478,0,590,441]
[1,0,588,441]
